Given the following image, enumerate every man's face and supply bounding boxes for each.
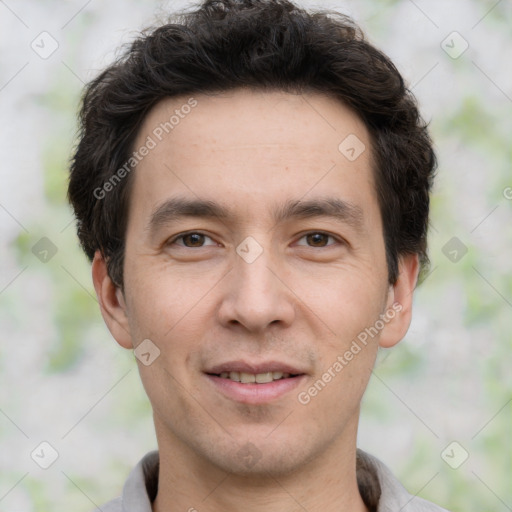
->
[98,89,414,476]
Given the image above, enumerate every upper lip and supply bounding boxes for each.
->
[205,360,307,375]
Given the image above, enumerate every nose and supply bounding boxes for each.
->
[217,243,296,333]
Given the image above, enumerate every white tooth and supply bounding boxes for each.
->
[220,372,229,379]
[282,373,290,379]
[240,372,256,383]
[272,371,284,380]
[229,371,240,382]
[255,372,273,383]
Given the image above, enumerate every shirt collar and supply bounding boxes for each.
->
[117,449,445,512]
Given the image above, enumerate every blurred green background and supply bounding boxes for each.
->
[0,0,510,510]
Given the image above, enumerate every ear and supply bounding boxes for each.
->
[379,253,419,349]
[91,250,133,349]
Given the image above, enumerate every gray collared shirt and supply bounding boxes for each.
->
[95,450,450,512]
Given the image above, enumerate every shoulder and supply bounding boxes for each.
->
[92,496,122,512]
[90,451,159,512]
[357,449,452,512]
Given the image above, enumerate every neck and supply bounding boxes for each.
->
[152,419,368,512]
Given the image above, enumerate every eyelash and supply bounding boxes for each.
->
[295,232,340,247]
[169,232,218,248]
[168,231,342,248]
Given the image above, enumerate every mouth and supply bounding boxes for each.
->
[204,361,307,404]
[209,371,301,384]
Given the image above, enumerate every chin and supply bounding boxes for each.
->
[197,433,317,478]
[214,449,305,478]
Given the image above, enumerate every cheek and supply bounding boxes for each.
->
[291,269,386,404]
[125,271,213,409]
[299,282,382,411]
[290,264,387,340]
[123,259,222,340]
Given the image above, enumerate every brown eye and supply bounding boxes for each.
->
[305,233,330,247]
[182,233,205,247]
[171,232,217,248]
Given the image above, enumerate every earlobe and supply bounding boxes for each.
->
[91,250,133,349]
[379,253,420,349]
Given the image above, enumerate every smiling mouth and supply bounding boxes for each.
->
[209,371,302,384]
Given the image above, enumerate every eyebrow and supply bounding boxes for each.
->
[147,196,364,235]
[274,198,364,230]
[147,197,229,235]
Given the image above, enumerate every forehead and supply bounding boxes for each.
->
[129,89,377,224]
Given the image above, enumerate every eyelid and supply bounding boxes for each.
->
[166,230,345,248]
[294,231,344,247]
[168,231,218,247]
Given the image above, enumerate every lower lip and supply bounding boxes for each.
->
[205,374,306,404]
